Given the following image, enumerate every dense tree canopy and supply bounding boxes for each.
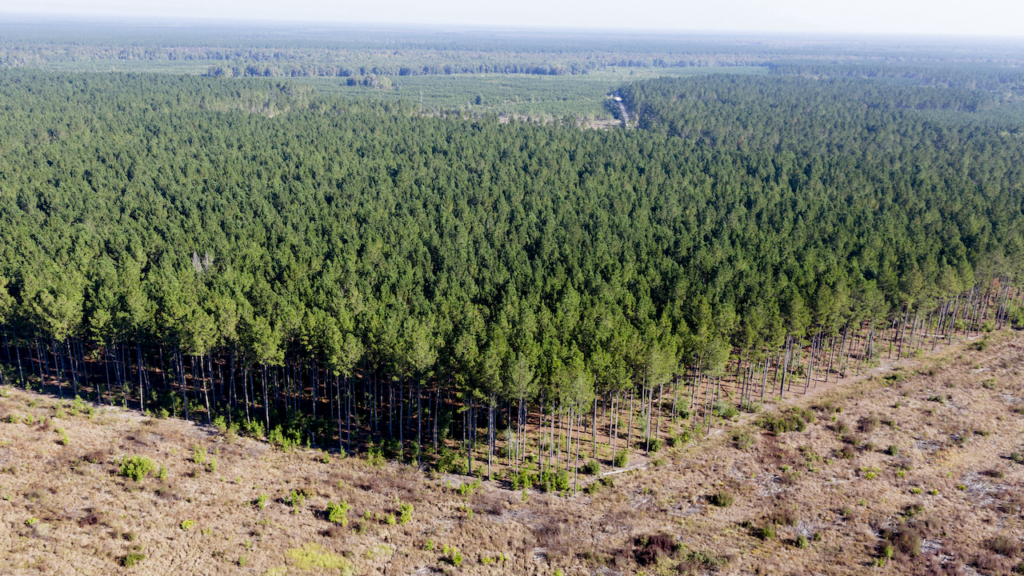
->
[0,70,1022,469]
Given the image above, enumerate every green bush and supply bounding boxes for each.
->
[732,430,755,450]
[287,489,307,509]
[886,445,899,456]
[613,451,629,468]
[119,456,156,482]
[648,438,662,453]
[759,407,814,434]
[120,552,146,567]
[398,502,413,525]
[269,425,302,451]
[581,460,600,475]
[709,491,734,507]
[180,520,195,531]
[754,524,775,540]
[795,534,808,548]
[326,500,350,526]
[537,470,569,493]
[712,401,739,420]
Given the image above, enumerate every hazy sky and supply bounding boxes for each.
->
[3,0,1022,37]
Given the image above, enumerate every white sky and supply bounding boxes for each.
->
[1,0,1023,38]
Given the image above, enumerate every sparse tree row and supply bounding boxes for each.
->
[1,71,1023,480]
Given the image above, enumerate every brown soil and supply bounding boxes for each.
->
[2,331,1023,575]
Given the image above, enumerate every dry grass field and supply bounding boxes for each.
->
[2,330,1024,576]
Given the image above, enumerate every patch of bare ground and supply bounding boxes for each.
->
[2,331,1024,575]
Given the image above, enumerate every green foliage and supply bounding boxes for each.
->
[365,443,387,468]
[286,543,354,576]
[732,430,755,450]
[192,445,207,465]
[759,407,815,434]
[398,502,413,525]
[56,427,69,446]
[326,500,350,526]
[119,456,156,482]
[581,460,600,475]
[180,520,195,531]
[709,491,734,507]
[456,478,482,497]
[120,552,146,567]
[613,451,629,468]
[0,60,1021,488]
[268,425,302,452]
[712,401,739,420]
[286,489,306,510]
[256,494,268,510]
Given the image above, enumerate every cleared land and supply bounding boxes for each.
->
[2,330,1024,575]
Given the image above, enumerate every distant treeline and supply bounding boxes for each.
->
[6,22,1024,81]
[769,61,1024,99]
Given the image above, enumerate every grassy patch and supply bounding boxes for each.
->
[286,543,354,575]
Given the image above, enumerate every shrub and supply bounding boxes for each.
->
[613,451,629,468]
[840,445,857,460]
[537,470,569,493]
[287,489,306,510]
[581,460,600,475]
[180,520,195,531]
[120,552,146,567]
[886,445,899,456]
[732,430,755,450]
[398,502,413,525]
[456,478,482,497]
[678,550,727,572]
[982,468,1006,479]
[882,528,922,557]
[858,415,879,434]
[758,409,809,434]
[648,438,662,453]
[795,534,808,549]
[1011,452,1024,464]
[256,494,268,510]
[326,500,350,526]
[770,507,798,526]
[712,401,739,420]
[192,445,207,465]
[269,425,302,451]
[754,524,776,540]
[119,456,156,482]
[987,535,1023,557]
[709,491,734,507]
